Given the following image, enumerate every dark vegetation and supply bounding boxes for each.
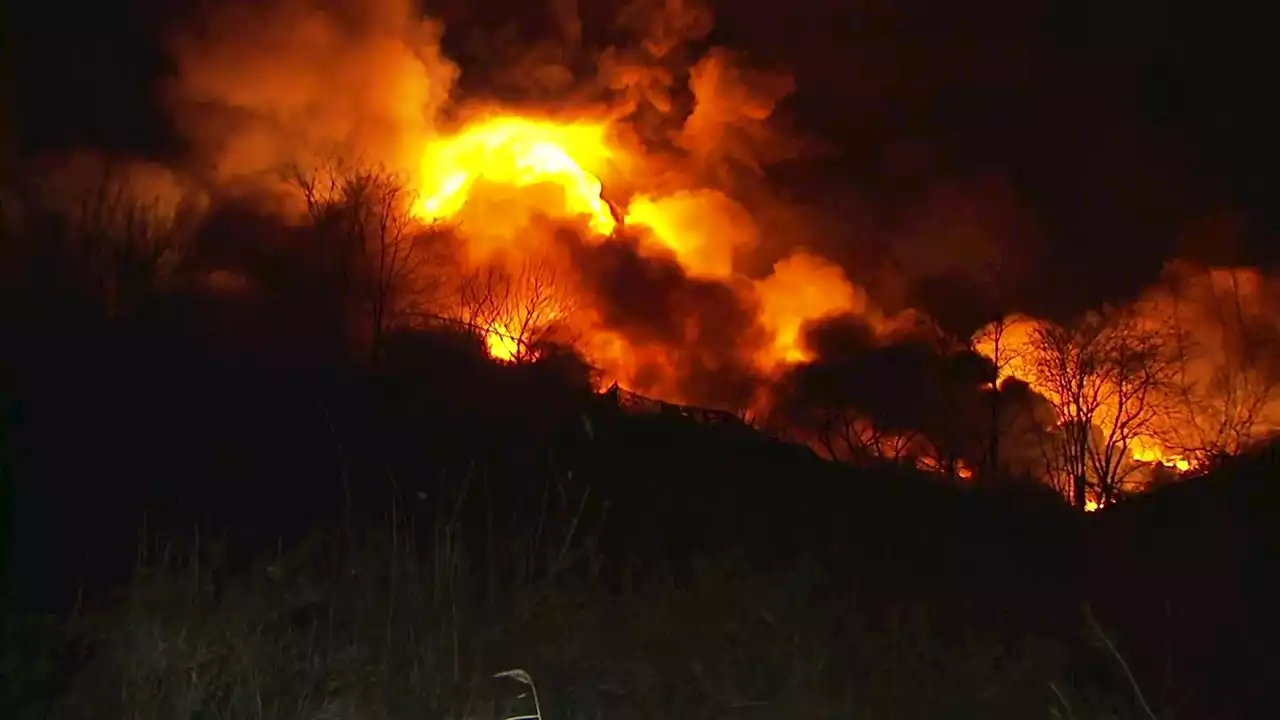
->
[2,169,1279,719]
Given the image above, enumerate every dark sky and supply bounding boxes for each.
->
[7,0,1278,323]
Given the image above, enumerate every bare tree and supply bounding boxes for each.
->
[453,256,576,363]
[83,177,189,318]
[290,159,448,357]
[1161,267,1280,464]
[971,315,1030,476]
[11,157,197,318]
[831,413,919,466]
[912,347,996,481]
[986,379,1060,485]
[768,394,921,469]
[768,339,979,474]
[1027,308,1182,509]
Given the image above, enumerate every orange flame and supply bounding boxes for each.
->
[160,0,1280,496]
[753,253,861,370]
[413,115,618,237]
[484,322,521,362]
[970,314,1194,482]
[972,275,1280,499]
[405,111,860,391]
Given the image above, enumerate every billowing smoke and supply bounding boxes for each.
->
[142,0,867,408]
[766,309,996,470]
[889,171,1041,328]
[563,227,767,407]
[163,0,459,199]
[25,152,208,233]
[1131,261,1280,453]
[22,0,1275,498]
[963,258,1280,500]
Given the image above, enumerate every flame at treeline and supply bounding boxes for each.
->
[31,0,1279,506]
[405,112,859,384]
[969,262,1280,506]
[148,0,892,411]
[400,97,1280,501]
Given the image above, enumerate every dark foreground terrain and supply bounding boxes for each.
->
[3,310,1278,720]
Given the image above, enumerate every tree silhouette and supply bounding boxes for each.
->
[1161,266,1280,463]
[290,159,449,357]
[768,338,987,472]
[1026,308,1181,509]
[970,315,1029,476]
[4,157,196,320]
[452,256,577,364]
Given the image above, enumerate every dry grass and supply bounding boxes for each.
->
[6,469,1156,720]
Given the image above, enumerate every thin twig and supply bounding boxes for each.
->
[1084,603,1158,720]
[1048,681,1073,719]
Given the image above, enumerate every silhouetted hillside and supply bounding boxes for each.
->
[3,312,1076,608]
[2,187,1277,719]
[1085,446,1280,714]
[2,298,1276,714]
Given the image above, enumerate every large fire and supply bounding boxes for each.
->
[970,314,1195,481]
[146,0,1280,507]
[971,275,1280,508]
[405,110,862,396]
[414,116,618,236]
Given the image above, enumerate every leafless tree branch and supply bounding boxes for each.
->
[1160,266,1280,464]
[1026,307,1181,508]
[450,256,577,363]
[288,158,450,357]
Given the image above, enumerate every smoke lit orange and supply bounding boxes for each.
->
[155,0,1280,507]
[404,111,862,394]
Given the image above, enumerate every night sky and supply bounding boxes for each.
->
[7,0,1278,325]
